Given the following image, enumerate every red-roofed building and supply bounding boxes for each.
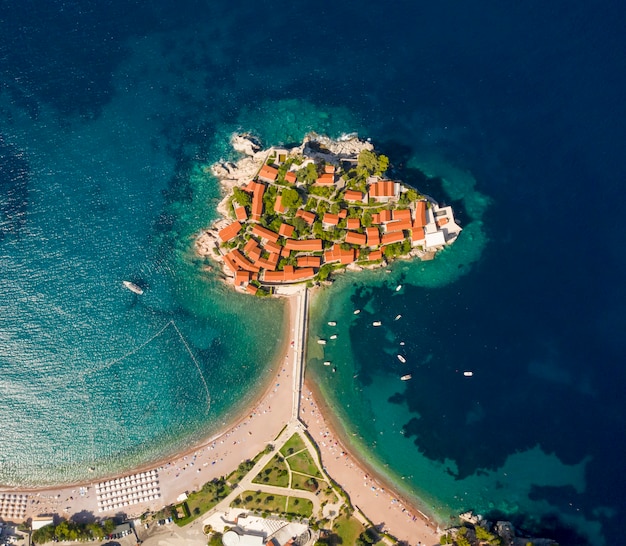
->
[218,221,242,243]
[255,257,277,271]
[245,283,258,295]
[251,224,279,243]
[437,217,449,227]
[263,267,316,284]
[414,201,427,227]
[314,173,335,186]
[324,165,335,174]
[297,256,322,268]
[368,249,383,261]
[381,231,406,245]
[345,231,367,246]
[411,227,425,244]
[248,246,262,262]
[344,190,364,202]
[280,246,291,258]
[379,209,392,223]
[296,209,316,225]
[338,209,347,219]
[244,238,259,254]
[251,182,266,221]
[371,213,381,224]
[234,206,248,222]
[366,227,380,247]
[392,208,412,221]
[285,239,323,252]
[274,195,285,214]
[324,244,356,265]
[264,240,281,254]
[284,171,297,184]
[279,223,295,238]
[223,252,238,274]
[322,213,339,226]
[258,164,278,183]
[385,218,413,233]
[234,270,251,287]
[368,180,399,202]
[346,218,360,230]
[227,249,260,272]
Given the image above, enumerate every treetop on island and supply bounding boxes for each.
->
[195,133,462,296]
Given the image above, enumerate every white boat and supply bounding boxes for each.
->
[330,334,338,340]
[323,361,331,366]
[394,314,402,321]
[396,285,402,292]
[401,374,412,381]
[317,339,327,345]
[372,321,382,327]
[400,341,405,346]
[353,309,361,315]
[328,321,337,326]
[397,355,406,363]
[463,371,474,377]
[122,281,144,295]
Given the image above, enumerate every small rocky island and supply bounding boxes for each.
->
[196,133,462,295]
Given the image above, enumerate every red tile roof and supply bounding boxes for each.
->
[274,195,285,214]
[258,164,278,182]
[218,221,242,242]
[346,218,360,230]
[284,171,297,184]
[264,240,282,254]
[245,283,258,295]
[414,201,427,227]
[385,218,413,232]
[368,249,383,261]
[279,223,295,238]
[379,209,392,223]
[223,252,238,273]
[368,180,397,199]
[285,239,323,251]
[345,231,367,246]
[392,208,412,221]
[263,267,316,283]
[344,190,364,201]
[324,244,356,264]
[411,227,425,241]
[322,213,339,225]
[437,217,449,227]
[371,213,381,224]
[338,209,347,219]
[366,227,380,247]
[315,173,335,185]
[297,256,322,268]
[280,246,290,258]
[251,182,265,221]
[244,238,259,254]
[324,165,335,174]
[248,246,262,262]
[295,209,316,224]
[235,270,251,286]
[255,257,277,271]
[234,206,248,221]
[381,231,406,245]
[227,249,260,272]
[251,224,279,243]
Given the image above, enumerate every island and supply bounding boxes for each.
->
[195,133,462,294]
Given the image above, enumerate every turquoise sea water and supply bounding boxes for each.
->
[1,2,625,544]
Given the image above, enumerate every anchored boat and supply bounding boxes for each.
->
[122,281,144,295]
[401,374,412,381]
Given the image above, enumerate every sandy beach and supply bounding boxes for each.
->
[2,291,440,545]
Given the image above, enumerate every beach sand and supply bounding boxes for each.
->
[4,292,440,545]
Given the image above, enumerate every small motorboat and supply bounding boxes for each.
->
[317,339,327,345]
[323,361,331,366]
[394,314,402,321]
[328,321,337,326]
[396,285,402,292]
[122,281,144,295]
[397,355,406,363]
[354,309,361,315]
[372,321,382,327]
[463,371,474,377]
[330,334,338,340]
[401,374,412,381]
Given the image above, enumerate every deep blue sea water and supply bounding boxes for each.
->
[1,1,625,544]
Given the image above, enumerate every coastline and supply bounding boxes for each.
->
[301,373,441,545]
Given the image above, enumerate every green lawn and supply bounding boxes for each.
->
[173,478,231,526]
[332,514,365,545]
[232,490,313,518]
[291,473,320,493]
[280,433,306,457]
[286,497,314,518]
[252,454,290,487]
[287,449,322,477]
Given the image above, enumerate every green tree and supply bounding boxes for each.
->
[233,187,251,207]
[281,188,302,209]
[362,211,373,227]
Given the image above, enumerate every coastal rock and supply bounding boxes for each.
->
[459,510,483,525]
[232,133,262,156]
[302,132,373,161]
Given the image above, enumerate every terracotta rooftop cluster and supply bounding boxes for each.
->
[212,150,459,293]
